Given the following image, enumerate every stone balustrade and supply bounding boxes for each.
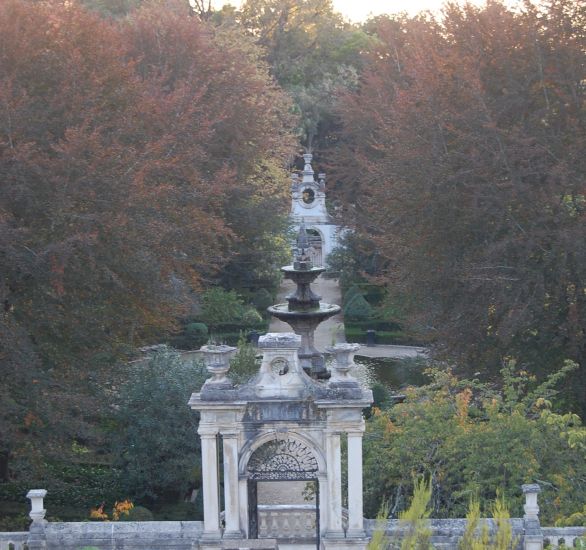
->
[0,486,584,550]
[542,527,586,548]
[257,504,317,539]
[0,532,28,550]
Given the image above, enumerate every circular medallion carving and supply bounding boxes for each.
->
[270,358,289,376]
[302,188,315,204]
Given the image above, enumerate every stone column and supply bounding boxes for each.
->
[325,431,344,537]
[222,432,242,538]
[347,430,366,537]
[200,431,221,538]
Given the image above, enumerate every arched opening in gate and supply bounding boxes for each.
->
[246,438,320,547]
[306,228,323,267]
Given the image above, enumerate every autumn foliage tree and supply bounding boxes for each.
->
[335,1,586,411]
[0,0,295,471]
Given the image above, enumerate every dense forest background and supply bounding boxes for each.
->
[0,0,584,529]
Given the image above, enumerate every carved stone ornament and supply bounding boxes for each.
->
[247,438,319,480]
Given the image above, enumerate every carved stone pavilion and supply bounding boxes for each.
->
[189,222,371,550]
[189,334,372,550]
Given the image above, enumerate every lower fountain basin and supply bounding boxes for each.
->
[268,302,341,321]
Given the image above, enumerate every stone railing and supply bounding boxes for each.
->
[1,485,584,549]
[258,504,317,539]
[43,521,204,550]
[542,527,586,548]
[0,532,28,550]
[365,518,527,549]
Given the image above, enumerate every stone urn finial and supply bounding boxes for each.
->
[200,344,237,385]
[326,343,361,382]
[27,489,47,523]
[522,484,541,520]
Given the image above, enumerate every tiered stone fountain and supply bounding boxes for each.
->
[268,222,341,378]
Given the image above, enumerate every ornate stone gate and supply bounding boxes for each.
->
[189,334,373,550]
[246,438,320,543]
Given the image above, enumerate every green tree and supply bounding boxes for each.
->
[200,288,246,330]
[239,0,372,148]
[113,350,207,506]
[363,365,586,522]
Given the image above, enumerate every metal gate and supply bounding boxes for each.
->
[246,439,320,550]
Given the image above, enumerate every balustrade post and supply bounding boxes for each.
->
[26,490,47,550]
[523,484,543,550]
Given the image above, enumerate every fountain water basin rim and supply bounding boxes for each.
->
[268,302,341,318]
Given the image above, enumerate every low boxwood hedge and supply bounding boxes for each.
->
[344,327,421,346]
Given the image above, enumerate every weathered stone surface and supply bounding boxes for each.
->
[44,521,203,549]
[258,333,301,349]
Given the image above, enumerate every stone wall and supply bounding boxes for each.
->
[2,487,584,550]
[3,518,584,550]
[44,521,203,549]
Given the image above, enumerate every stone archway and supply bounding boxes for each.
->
[246,438,320,546]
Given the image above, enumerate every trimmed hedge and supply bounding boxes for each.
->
[344,327,422,346]
[344,294,373,321]
[345,320,402,332]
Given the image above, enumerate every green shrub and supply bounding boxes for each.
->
[368,500,390,550]
[200,288,246,328]
[398,478,432,550]
[555,505,586,526]
[252,288,274,311]
[344,294,374,321]
[183,322,208,347]
[345,327,418,345]
[112,350,208,504]
[155,500,201,521]
[344,284,365,305]
[346,320,403,332]
[459,495,516,550]
[208,332,245,346]
[242,308,263,325]
[230,335,260,382]
[120,505,154,521]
